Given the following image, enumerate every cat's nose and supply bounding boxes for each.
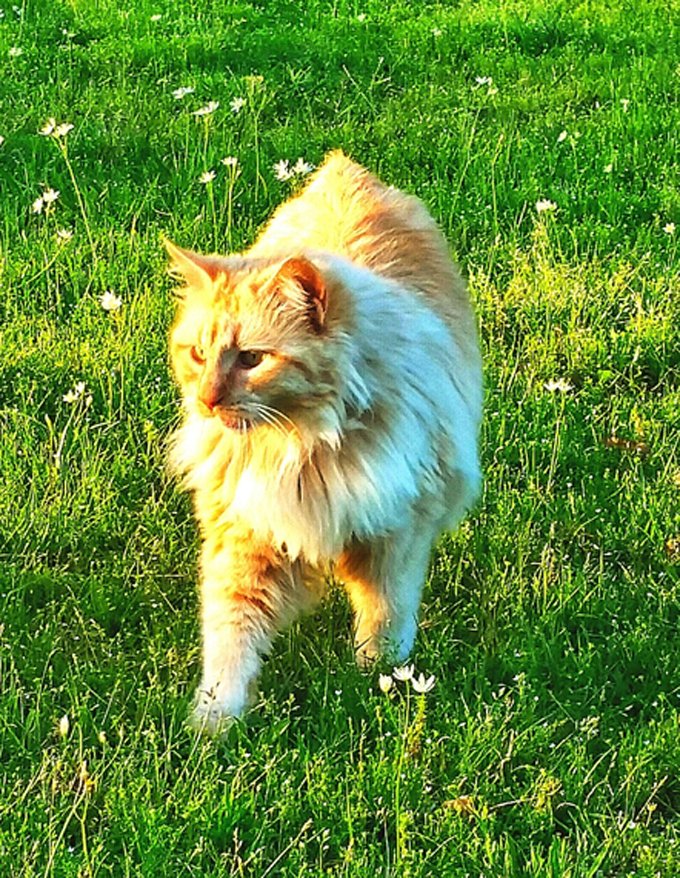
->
[197,374,227,413]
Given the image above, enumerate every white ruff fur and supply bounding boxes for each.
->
[171,256,480,564]
[166,152,482,733]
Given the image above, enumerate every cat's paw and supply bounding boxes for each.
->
[355,637,380,670]
[188,688,243,737]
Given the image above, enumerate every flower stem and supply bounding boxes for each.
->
[58,140,97,265]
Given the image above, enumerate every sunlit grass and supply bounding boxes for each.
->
[0,0,678,875]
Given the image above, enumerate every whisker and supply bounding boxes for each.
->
[255,402,298,433]
[253,406,289,439]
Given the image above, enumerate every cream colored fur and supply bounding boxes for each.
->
[166,151,482,733]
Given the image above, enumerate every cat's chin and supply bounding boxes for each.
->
[216,411,252,431]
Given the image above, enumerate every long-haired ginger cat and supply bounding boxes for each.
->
[166,151,482,733]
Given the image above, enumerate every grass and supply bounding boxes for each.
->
[0,0,678,874]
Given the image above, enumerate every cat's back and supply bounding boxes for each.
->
[250,152,479,366]
[252,152,442,276]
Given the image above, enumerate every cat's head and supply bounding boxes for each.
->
[167,241,353,440]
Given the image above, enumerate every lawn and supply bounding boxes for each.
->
[0,0,678,875]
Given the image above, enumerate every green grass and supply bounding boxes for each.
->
[1,0,679,874]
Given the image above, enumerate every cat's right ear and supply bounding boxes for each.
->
[164,239,223,295]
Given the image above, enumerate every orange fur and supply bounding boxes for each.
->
[166,151,482,733]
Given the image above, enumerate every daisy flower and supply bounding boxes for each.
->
[42,188,60,204]
[392,664,414,682]
[63,381,87,404]
[535,199,557,213]
[544,378,573,393]
[663,222,676,235]
[292,157,314,176]
[199,170,216,184]
[378,674,394,694]
[172,86,194,100]
[230,96,246,113]
[411,673,436,694]
[192,101,219,117]
[39,118,73,139]
[39,118,57,136]
[273,159,292,181]
[99,291,122,312]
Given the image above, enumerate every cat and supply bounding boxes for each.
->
[166,151,482,734]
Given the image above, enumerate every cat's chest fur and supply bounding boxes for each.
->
[172,274,480,565]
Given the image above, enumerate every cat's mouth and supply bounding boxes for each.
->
[213,407,253,431]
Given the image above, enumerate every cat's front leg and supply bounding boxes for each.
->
[337,527,437,667]
[190,530,297,735]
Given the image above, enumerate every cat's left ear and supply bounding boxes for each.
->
[164,238,224,294]
[274,257,328,332]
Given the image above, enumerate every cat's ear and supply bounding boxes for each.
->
[274,257,328,332]
[164,239,224,294]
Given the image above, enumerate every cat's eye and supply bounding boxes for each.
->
[236,350,265,369]
[190,344,206,365]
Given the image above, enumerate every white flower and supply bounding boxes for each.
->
[378,674,394,694]
[604,163,613,173]
[63,382,87,403]
[663,222,676,235]
[544,378,573,393]
[55,122,74,138]
[0,135,5,147]
[31,197,44,215]
[535,199,557,213]
[475,75,493,86]
[199,170,216,184]
[620,98,630,111]
[356,13,367,22]
[39,118,73,138]
[172,86,194,100]
[150,13,162,21]
[273,159,292,181]
[42,188,60,204]
[9,46,23,57]
[39,118,57,136]
[557,130,568,143]
[230,96,246,113]
[432,27,442,37]
[99,291,122,311]
[221,156,238,168]
[292,157,314,176]
[411,673,436,694]
[58,715,70,738]
[392,664,414,682]
[192,101,219,116]
[56,228,73,242]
